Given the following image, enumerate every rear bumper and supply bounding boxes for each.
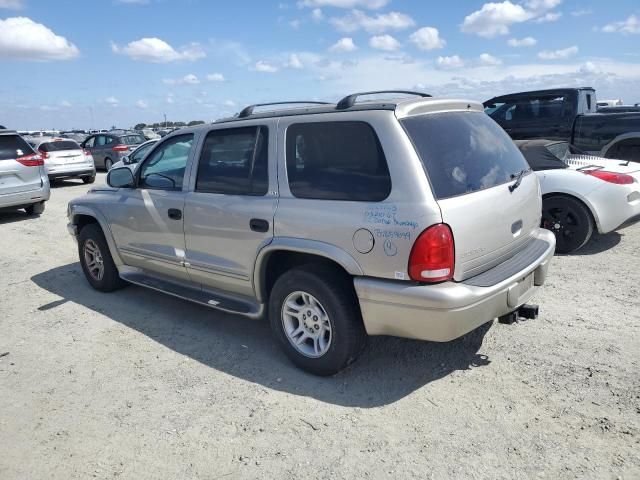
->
[589,183,640,233]
[354,228,555,342]
[46,163,95,179]
[0,183,50,209]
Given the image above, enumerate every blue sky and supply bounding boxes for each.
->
[1,0,639,130]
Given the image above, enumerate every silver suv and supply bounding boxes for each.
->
[0,130,50,215]
[67,91,556,375]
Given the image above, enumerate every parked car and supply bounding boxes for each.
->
[484,88,640,162]
[139,129,161,140]
[111,139,158,170]
[0,130,50,215]
[27,137,95,184]
[59,132,89,144]
[81,131,146,171]
[516,139,640,253]
[67,91,555,375]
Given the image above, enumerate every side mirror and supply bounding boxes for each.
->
[107,167,135,188]
[122,155,130,164]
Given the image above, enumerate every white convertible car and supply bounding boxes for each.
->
[516,139,640,253]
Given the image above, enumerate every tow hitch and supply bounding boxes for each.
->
[498,304,539,325]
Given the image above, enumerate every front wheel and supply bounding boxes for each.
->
[542,195,594,254]
[78,224,126,292]
[269,265,367,376]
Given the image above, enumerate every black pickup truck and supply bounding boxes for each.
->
[484,88,640,162]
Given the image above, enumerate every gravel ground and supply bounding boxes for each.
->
[1,174,639,480]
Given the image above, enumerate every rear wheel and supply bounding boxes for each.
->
[104,158,113,171]
[269,265,367,376]
[82,175,96,184]
[78,224,126,292]
[542,195,594,254]
[24,201,45,215]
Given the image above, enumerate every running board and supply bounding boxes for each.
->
[119,271,264,319]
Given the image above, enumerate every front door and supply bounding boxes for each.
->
[106,133,196,282]
[183,124,277,297]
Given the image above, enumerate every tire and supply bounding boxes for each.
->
[78,223,126,292]
[24,201,45,215]
[104,158,113,171]
[82,175,96,184]
[269,265,367,376]
[542,195,594,254]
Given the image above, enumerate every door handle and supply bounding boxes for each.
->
[168,208,182,220]
[250,218,269,233]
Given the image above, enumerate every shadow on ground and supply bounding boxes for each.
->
[0,209,40,225]
[32,263,492,408]
[574,231,622,255]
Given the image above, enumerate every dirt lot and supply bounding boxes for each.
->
[1,174,639,479]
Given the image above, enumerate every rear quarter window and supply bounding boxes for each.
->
[285,121,391,202]
[0,135,34,161]
[401,112,529,199]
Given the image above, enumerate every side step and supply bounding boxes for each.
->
[120,271,264,319]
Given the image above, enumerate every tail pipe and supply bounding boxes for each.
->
[498,304,539,324]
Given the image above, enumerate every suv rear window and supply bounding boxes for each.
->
[286,121,391,202]
[39,141,80,152]
[0,135,34,161]
[401,112,529,199]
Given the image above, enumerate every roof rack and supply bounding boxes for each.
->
[336,90,431,110]
[238,101,332,119]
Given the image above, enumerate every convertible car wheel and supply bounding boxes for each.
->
[542,196,594,254]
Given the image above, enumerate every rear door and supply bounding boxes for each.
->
[0,134,43,195]
[183,123,277,298]
[401,111,541,281]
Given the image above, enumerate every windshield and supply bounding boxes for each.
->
[401,112,529,199]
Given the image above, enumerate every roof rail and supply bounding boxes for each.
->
[238,101,332,119]
[336,90,431,110]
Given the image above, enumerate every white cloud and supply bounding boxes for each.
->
[298,0,389,9]
[111,37,205,63]
[287,53,305,69]
[223,100,236,107]
[163,74,201,85]
[329,37,357,52]
[60,100,72,108]
[311,8,324,20]
[409,27,445,51]
[570,9,592,17]
[253,60,279,73]
[461,0,562,37]
[479,53,503,65]
[508,36,537,47]
[602,14,640,35]
[105,96,119,106]
[135,100,148,109]
[206,73,225,82]
[331,9,415,33]
[369,34,401,51]
[0,17,79,60]
[165,95,175,104]
[538,45,578,60]
[534,11,561,23]
[289,19,302,29]
[0,0,23,9]
[437,55,464,69]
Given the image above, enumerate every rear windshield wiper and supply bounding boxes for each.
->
[509,168,530,193]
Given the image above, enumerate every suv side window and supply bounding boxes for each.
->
[195,126,268,196]
[139,134,194,190]
[285,121,391,202]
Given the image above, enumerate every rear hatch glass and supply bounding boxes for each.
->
[0,135,34,161]
[401,112,541,280]
[39,141,81,152]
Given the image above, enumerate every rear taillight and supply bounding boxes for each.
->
[112,144,129,152]
[408,224,455,283]
[17,153,45,167]
[582,170,635,185]
[38,149,49,159]
[83,149,92,157]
